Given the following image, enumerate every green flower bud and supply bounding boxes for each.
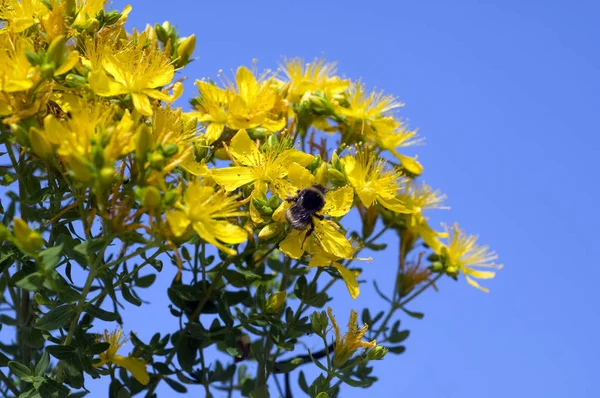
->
[162,143,179,157]
[327,168,347,186]
[143,186,161,210]
[366,345,388,361]
[258,223,284,240]
[149,152,165,170]
[98,167,114,187]
[311,310,328,336]
[176,34,196,66]
[265,291,286,313]
[65,73,87,88]
[46,35,66,66]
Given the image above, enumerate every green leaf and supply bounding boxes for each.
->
[121,284,142,306]
[315,393,329,398]
[400,307,424,319]
[40,244,64,271]
[34,352,50,376]
[46,345,77,361]
[388,329,410,344]
[337,374,371,388]
[8,361,32,380]
[135,274,156,288]
[164,377,188,393]
[35,304,76,330]
[15,272,45,292]
[250,386,270,398]
[387,345,406,354]
[88,342,110,355]
[85,304,119,322]
[298,371,310,394]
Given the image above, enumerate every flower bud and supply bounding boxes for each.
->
[65,73,87,88]
[265,291,286,313]
[29,128,53,159]
[315,162,328,185]
[99,167,115,187]
[311,310,328,336]
[327,168,347,186]
[252,197,274,217]
[176,34,196,66]
[143,186,161,210]
[46,35,66,66]
[213,147,229,160]
[13,218,44,253]
[135,124,152,163]
[162,143,179,158]
[149,152,165,169]
[366,345,388,361]
[258,223,284,240]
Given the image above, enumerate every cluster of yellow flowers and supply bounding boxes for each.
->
[0,0,501,385]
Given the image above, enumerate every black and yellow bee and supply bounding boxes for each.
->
[285,185,326,243]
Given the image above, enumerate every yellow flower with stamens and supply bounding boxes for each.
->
[370,123,424,175]
[73,0,109,27]
[327,307,376,367]
[211,128,313,198]
[441,223,502,292]
[194,80,229,143]
[94,329,150,385]
[166,181,247,255]
[342,148,410,213]
[281,58,349,103]
[275,162,354,260]
[0,0,49,32]
[401,182,448,214]
[0,34,37,97]
[88,33,183,116]
[40,100,134,181]
[226,66,287,132]
[336,82,402,124]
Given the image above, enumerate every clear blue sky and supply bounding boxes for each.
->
[91,0,599,396]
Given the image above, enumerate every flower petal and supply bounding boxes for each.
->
[211,166,256,191]
[465,275,490,293]
[333,262,359,299]
[131,93,153,116]
[377,195,410,213]
[322,186,353,217]
[280,229,308,259]
[228,128,261,166]
[204,123,225,143]
[88,70,128,96]
[112,355,150,385]
[313,219,353,259]
[166,210,191,237]
[287,162,314,190]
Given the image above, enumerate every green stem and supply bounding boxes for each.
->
[0,369,19,397]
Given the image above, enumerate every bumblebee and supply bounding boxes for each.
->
[286,185,326,240]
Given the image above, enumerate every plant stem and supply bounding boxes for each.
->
[0,369,19,397]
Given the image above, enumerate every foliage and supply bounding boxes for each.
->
[0,1,502,397]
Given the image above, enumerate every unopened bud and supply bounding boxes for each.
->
[65,73,87,88]
[13,218,44,253]
[99,167,114,186]
[366,345,388,361]
[29,128,52,159]
[46,35,66,66]
[143,186,161,210]
[135,124,152,163]
[176,34,196,65]
[327,168,347,186]
[162,143,179,157]
[265,291,286,313]
[311,310,328,336]
[149,152,165,169]
[258,223,284,240]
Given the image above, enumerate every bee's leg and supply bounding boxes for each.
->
[301,220,315,250]
[286,190,301,203]
[314,214,324,221]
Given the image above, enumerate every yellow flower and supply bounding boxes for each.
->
[211,128,313,198]
[73,0,108,27]
[194,80,229,143]
[441,223,502,292]
[307,243,362,299]
[0,34,37,95]
[336,82,402,125]
[13,218,44,253]
[94,329,150,385]
[275,162,354,260]
[342,148,410,213]
[41,100,134,182]
[327,307,376,367]
[281,58,349,103]
[226,66,287,132]
[166,181,247,255]
[0,0,49,32]
[88,33,183,116]
[370,123,424,175]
